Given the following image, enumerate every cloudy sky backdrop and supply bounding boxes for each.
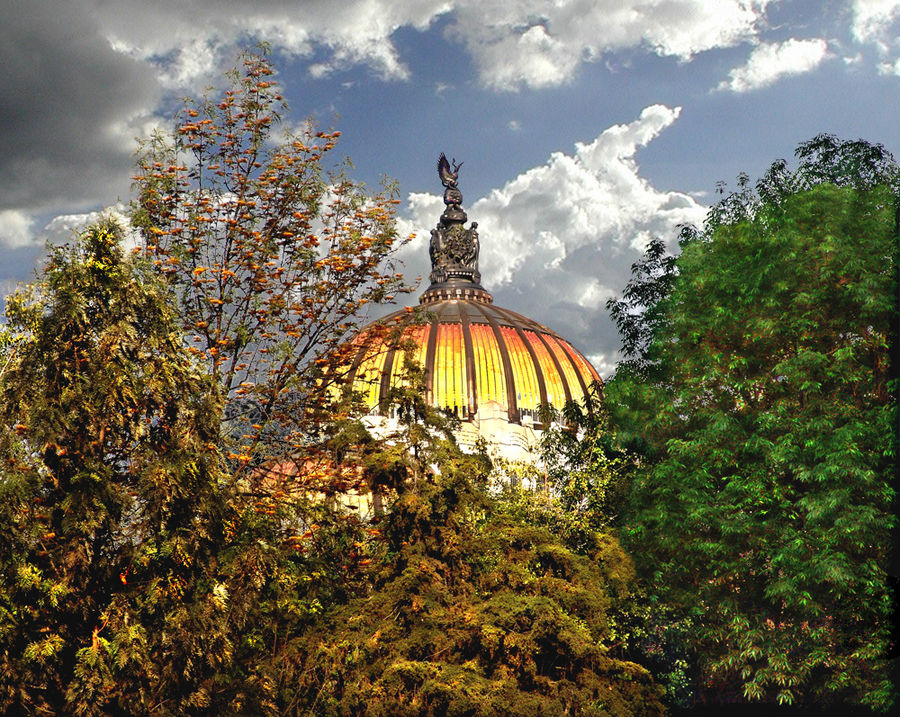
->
[3,0,900,375]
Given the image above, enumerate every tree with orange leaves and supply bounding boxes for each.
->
[132,48,411,466]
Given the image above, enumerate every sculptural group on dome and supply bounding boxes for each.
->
[429,152,481,286]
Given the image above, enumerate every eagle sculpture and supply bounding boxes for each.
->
[437,152,462,188]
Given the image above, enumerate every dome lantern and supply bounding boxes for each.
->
[420,153,492,305]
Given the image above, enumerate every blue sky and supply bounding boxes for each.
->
[2,0,899,374]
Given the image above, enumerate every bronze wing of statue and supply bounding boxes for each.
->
[438,152,462,188]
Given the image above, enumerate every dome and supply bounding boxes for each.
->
[348,289,599,425]
[346,153,600,434]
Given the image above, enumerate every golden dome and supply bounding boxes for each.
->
[348,290,599,424]
[346,153,599,428]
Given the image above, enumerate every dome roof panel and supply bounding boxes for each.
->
[522,329,568,409]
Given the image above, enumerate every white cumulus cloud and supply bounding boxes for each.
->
[42,206,138,250]
[87,1,774,92]
[0,210,36,249]
[851,0,900,74]
[852,0,900,43]
[718,38,830,93]
[397,105,707,376]
[448,0,772,90]
[469,104,706,286]
[96,0,429,88]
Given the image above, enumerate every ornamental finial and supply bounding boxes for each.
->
[437,152,465,218]
[426,152,483,291]
[437,152,462,188]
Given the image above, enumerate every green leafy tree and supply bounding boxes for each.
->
[0,221,370,715]
[0,221,231,712]
[606,235,682,381]
[531,384,631,540]
[610,137,898,709]
[0,53,447,716]
[531,387,700,707]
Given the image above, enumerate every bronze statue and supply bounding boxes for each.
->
[437,153,462,188]
[429,152,481,288]
[438,153,464,210]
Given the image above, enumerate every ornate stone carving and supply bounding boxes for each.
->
[428,153,482,287]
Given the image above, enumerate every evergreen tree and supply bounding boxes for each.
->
[0,221,231,712]
[0,221,362,714]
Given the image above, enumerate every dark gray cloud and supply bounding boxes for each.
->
[0,2,159,215]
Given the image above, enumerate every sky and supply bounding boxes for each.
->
[2,0,900,376]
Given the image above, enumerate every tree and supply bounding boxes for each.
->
[0,52,463,715]
[531,384,631,538]
[0,220,380,715]
[530,387,701,708]
[609,137,898,709]
[606,235,682,381]
[3,49,671,716]
[132,48,411,467]
[272,381,665,716]
[0,221,231,712]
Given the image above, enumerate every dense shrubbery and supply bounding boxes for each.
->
[279,387,664,715]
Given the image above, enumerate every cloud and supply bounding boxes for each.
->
[852,0,900,44]
[448,0,772,90]
[0,0,775,233]
[44,1,774,95]
[397,105,707,376]
[718,38,830,93]
[472,104,706,285]
[0,2,161,216]
[88,1,775,92]
[0,211,37,249]
[95,0,430,87]
[851,0,900,74]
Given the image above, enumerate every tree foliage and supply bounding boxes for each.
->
[0,221,230,712]
[0,50,667,715]
[274,383,664,716]
[0,220,394,715]
[132,48,411,464]
[534,384,632,538]
[609,137,898,709]
[606,235,682,381]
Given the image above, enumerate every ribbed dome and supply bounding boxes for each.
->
[347,289,600,425]
[346,152,600,428]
